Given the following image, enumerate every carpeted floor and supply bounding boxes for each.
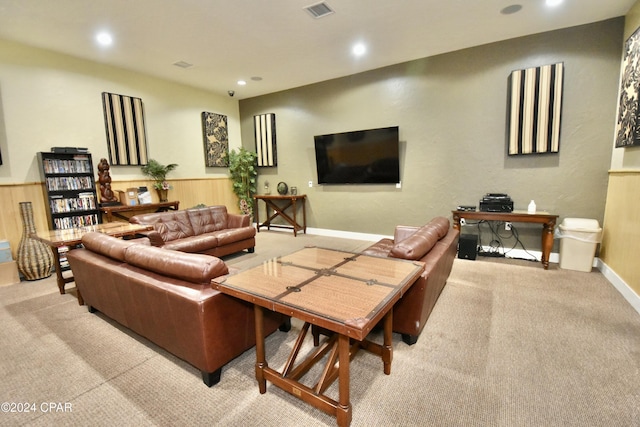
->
[1,231,639,426]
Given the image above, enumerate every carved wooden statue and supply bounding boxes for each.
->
[97,158,120,205]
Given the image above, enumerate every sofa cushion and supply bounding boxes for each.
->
[163,235,219,253]
[214,227,256,246]
[390,217,450,261]
[124,245,228,284]
[81,232,147,261]
[187,206,229,235]
[131,210,195,241]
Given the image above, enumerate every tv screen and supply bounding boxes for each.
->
[314,126,400,184]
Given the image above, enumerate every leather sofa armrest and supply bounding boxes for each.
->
[135,230,165,247]
[227,213,251,228]
[394,225,420,243]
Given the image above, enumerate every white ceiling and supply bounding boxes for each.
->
[0,0,634,100]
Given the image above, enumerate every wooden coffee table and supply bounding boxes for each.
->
[212,247,424,426]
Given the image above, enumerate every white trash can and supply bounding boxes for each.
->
[555,218,602,272]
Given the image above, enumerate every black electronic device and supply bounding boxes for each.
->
[458,234,478,260]
[479,193,514,212]
[314,126,400,184]
[51,147,89,154]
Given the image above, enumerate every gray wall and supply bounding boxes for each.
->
[239,19,624,252]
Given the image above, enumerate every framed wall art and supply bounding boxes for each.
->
[202,112,229,167]
[254,113,277,167]
[615,26,640,148]
[101,92,149,166]
[507,62,564,155]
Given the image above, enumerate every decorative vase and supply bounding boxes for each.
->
[16,201,54,281]
[156,189,168,202]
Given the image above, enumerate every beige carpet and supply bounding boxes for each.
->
[1,231,639,426]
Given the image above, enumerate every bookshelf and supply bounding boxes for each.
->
[38,151,100,270]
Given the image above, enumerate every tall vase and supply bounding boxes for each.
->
[156,189,168,202]
[16,201,54,281]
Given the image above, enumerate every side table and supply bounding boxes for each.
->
[31,222,153,304]
[254,194,307,236]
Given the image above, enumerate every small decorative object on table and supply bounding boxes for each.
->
[141,159,178,202]
[290,186,297,195]
[277,182,288,195]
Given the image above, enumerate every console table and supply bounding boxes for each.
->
[254,194,307,236]
[100,201,179,222]
[451,210,558,269]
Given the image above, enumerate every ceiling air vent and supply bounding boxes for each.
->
[304,2,334,19]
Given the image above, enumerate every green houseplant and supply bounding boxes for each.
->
[141,159,178,202]
[229,148,257,215]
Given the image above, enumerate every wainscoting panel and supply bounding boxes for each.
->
[601,170,640,295]
[0,178,237,261]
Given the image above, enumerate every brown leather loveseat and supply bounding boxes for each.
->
[129,205,255,257]
[362,217,459,345]
[66,232,286,386]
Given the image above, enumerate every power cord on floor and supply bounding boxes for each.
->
[469,220,538,262]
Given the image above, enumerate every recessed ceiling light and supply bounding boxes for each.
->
[500,4,522,15]
[237,80,247,86]
[546,0,563,6]
[251,76,263,81]
[352,43,366,57]
[96,32,113,46]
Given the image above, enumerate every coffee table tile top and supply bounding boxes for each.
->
[217,247,424,337]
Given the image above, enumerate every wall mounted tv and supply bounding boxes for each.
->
[314,126,400,184]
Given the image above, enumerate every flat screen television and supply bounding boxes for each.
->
[314,126,400,184]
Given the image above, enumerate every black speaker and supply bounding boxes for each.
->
[458,234,478,260]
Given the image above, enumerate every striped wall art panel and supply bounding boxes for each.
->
[507,62,564,155]
[254,113,277,167]
[101,92,149,166]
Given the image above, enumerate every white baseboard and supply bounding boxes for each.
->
[478,246,560,264]
[305,227,390,242]
[597,259,640,315]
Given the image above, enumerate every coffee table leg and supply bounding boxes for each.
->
[336,333,352,427]
[382,309,393,375]
[254,305,267,394]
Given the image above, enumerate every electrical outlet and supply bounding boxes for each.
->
[308,180,313,188]
[460,218,466,226]
[505,222,512,231]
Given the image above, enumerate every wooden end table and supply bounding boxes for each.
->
[31,222,153,304]
[100,200,179,222]
[254,194,306,236]
[212,247,424,426]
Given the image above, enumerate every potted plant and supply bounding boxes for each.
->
[141,159,178,202]
[229,148,257,215]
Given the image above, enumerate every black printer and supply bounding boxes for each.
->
[479,193,514,212]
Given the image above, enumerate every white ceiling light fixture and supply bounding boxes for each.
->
[95,31,113,46]
[546,0,563,7]
[304,2,335,19]
[352,43,366,57]
[237,80,247,85]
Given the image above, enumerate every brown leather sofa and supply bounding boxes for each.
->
[362,217,459,345]
[129,205,255,257]
[66,232,287,386]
